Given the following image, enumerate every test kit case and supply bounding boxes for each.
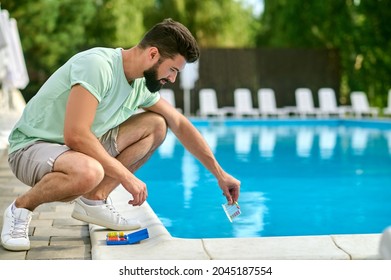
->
[106,228,149,245]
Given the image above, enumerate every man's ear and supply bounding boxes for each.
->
[148,47,160,61]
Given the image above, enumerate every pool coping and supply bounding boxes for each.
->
[91,187,383,260]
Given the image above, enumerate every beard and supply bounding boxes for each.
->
[143,62,168,93]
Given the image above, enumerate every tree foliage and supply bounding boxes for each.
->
[1,0,390,107]
[258,0,391,107]
[2,0,258,101]
[1,0,97,100]
[142,0,259,47]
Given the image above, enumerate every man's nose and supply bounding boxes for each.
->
[168,72,178,83]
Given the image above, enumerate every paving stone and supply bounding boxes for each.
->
[30,235,51,247]
[53,218,87,227]
[0,247,27,260]
[34,225,90,238]
[26,245,91,260]
[51,236,91,246]
[37,211,74,220]
[30,219,54,227]
[54,203,75,213]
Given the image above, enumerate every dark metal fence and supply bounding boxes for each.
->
[167,48,341,115]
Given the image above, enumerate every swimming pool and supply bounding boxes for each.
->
[136,119,391,239]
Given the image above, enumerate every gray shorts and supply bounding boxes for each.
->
[8,127,119,186]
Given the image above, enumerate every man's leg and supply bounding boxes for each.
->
[2,146,104,251]
[71,111,167,229]
[82,111,167,201]
[14,151,104,211]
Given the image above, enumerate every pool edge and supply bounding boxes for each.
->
[90,187,383,260]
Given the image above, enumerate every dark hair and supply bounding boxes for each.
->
[139,18,200,63]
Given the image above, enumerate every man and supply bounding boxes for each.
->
[1,18,241,251]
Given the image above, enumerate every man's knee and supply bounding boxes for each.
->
[56,153,105,194]
[151,112,168,141]
[77,159,105,191]
[142,111,168,144]
[117,111,168,152]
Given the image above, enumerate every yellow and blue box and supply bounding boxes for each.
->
[106,228,149,245]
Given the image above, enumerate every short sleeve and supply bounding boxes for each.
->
[132,78,160,108]
[141,91,160,107]
[69,53,113,102]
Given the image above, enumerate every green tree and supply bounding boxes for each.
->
[258,0,391,108]
[82,0,155,49]
[143,0,259,47]
[110,0,154,48]
[350,0,391,107]
[2,0,259,101]
[83,0,117,48]
[1,0,97,101]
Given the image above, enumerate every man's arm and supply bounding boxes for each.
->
[63,85,147,205]
[146,97,241,204]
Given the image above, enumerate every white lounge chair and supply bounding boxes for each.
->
[350,91,379,118]
[294,88,322,118]
[198,88,231,118]
[318,88,346,118]
[159,89,182,113]
[382,89,391,116]
[233,88,258,117]
[257,88,289,118]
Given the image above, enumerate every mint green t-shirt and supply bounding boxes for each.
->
[8,47,160,154]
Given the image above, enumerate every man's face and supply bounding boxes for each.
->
[143,54,186,93]
[143,60,167,93]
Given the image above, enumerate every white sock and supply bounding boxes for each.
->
[80,196,105,206]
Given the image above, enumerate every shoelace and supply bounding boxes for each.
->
[11,215,31,238]
[104,203,127,223]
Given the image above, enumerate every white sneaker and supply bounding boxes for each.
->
[1,202,32,251]
[71,197,141,230]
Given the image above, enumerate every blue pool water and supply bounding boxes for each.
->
[136,119,391,239]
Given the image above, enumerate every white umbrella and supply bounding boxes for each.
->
[0,8,29,90]
[179,61,199,117]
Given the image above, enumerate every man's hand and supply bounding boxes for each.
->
[219,172,241,205]
[122,174,148,206]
